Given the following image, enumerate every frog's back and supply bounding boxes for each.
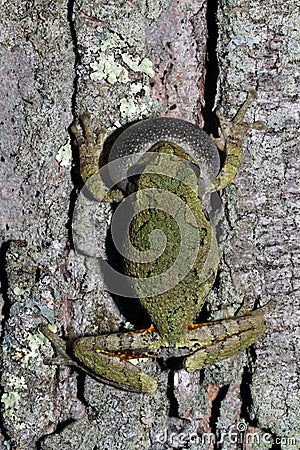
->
[123,147,218,344]
[138,269,217,345]
[125,203,218,345]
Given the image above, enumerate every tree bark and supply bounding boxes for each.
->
[1,1,298,449]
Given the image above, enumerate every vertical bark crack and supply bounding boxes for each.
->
[66,0,81,248]
[67,0,80,118]
[203,0,219,135]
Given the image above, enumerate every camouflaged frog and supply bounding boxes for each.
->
[40,89,268,394]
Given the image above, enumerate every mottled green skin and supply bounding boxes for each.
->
[123,142,218,345]
[41,90,267,394]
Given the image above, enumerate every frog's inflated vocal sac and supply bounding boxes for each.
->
[41,89,269,394]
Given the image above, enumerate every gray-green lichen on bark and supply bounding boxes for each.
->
[0,0,299,449]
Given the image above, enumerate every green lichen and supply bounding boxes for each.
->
[1,374,27,420]
[5,375,27,390]
[131,82,150,95]
[119,83,152,120]
[1,392,20,419]
[123,322,135,331]
[119,95,152,120]
[100,34,120,52]
[56,140,72,167]
[119,97,138,119]
[12,285,27,296]
[90,54,130,84]
[21,328,56,368]
[121,54,155,77]
[89,33,154,120]
[47,323,57,333]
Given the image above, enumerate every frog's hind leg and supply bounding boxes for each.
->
[213,89,265,191]
[73,338,158,394]
[39,325,158,394]
[184,305,268,372]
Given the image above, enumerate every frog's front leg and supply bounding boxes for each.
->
[213,89,265,190]
[184,304,269,372]
[71,114,123,202]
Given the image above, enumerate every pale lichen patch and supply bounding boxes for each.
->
[1,391,20,419]
[56,140,72,167]
[121,54,155,77]
[89,33,154,120]
[90,54,130,84]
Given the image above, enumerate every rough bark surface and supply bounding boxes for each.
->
[0,1,298,449]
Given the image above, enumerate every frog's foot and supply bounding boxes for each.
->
[184,303,269,371]
[39,324,81,368]
[212,89,265,191]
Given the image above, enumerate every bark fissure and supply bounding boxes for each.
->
[203,0,219,135]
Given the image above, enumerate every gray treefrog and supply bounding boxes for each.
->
[40,89,268,394]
